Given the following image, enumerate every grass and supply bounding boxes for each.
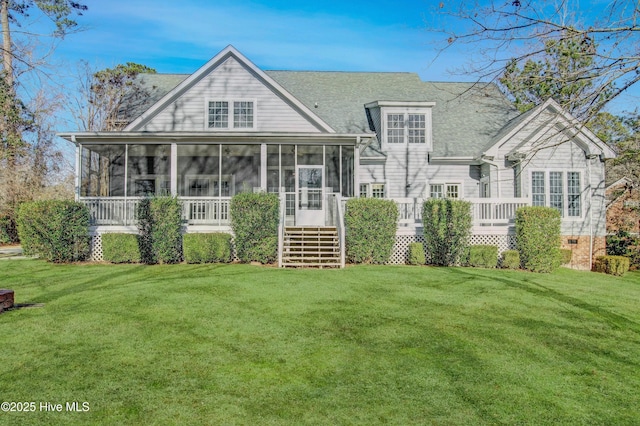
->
[1,260,640,425]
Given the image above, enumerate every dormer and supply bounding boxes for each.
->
[365,101,435,151]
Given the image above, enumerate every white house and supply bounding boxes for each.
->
[59,45,616,269]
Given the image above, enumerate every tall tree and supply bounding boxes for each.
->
[0,0,86,242]
[71,62,157,132]
[498,32,614,118]
[434,0,639,121]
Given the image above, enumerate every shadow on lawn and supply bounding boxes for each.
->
[447,268,640,331]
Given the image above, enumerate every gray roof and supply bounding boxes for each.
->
[128,71,520,158]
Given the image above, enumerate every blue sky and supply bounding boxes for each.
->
[50,0,461,79]
[18,0,640,124]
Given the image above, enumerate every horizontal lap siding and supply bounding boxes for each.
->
[385,148,429,197]
[425,163,479,199]
[141,58,320,133]
[518,140,605,236]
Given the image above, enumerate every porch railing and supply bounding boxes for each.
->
[81,197,142,226]
[81,197,232,226]
[394,197,531,230]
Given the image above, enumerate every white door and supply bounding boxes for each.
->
[296,166,324,225]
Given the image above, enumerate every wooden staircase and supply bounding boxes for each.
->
[281,226,342,267]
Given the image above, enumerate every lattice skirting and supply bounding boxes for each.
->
[89,232,240,262]
[388,234,516,265]
[90,230,514,265]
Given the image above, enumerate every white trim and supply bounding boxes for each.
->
[124,45,335,133]
[381,107,433,148]
[528,169,585,220]
[204,98,257,131]
[428,182,463,199]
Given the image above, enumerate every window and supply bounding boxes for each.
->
[430,183,460,199]
[386,112,426,144]
[530,171,582,217]
[531,172,545,206]
[407,114,426,143]
[567,172,581,217]
[430,184,443,198]
[549,172,563,214]
[387,114,404,144]
[208,101,228,128]
[233,101,253,128]
[360,183,386,198]
[208,100,254,129]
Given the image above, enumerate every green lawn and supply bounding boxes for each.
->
[1,260,639,425]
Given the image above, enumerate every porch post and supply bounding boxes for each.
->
[75,143,81,201]
[260,143,267,192]
[354,136,361,198]
[170,143,178,196]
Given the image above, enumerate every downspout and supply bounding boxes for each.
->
[587,155,594,271]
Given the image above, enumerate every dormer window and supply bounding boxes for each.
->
[365,101,434,148]
[207,100,255,130]
[387,113,426,144]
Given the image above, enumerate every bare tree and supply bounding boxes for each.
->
[434,0,639,121]
[70,62,156,132]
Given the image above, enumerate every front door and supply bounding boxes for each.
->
[296,165,324,225]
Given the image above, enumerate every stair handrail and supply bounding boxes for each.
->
[278,192,286,268]
[334,193,346,268]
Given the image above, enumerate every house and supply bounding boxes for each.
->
[59,45,616,269]
[606,177,640,235]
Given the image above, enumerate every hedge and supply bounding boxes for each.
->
[407,242,426,265]
[183,233,232,264]
[468,245,498,268]
[0,215,18,245]
[102,233,141,263]
[422,199,472,266]
[607,231,640,269]
[345,198,398,264]
[137,196,183,264]
[230,192,279,264]
[594,255,630,276]
[16,200,90,262]
[501,250,521,269]
[515,206,561,273]
[560,249,572,265]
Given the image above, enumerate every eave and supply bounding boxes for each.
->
[57,131,373,145]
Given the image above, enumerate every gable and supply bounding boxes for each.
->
[484,99,617,161]
[126,46,333,133]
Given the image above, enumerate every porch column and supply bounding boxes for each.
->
[170,143,178,196]
[354,137,361,198]
[260,143,267,192]
[75,143,81,201]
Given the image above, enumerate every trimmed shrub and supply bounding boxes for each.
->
[0,215,18,245]
[607,231,640,269]
[137,198,155,264]
[560,249,572,265]
[468,245,498,268]
[515,206,561,273]
[594,255,630,276]
[150,196,183,264]
[422,199,472,266]
[137,196,183,264]
[407,242,426,265]
[345,198,398,264]
[16,200,90,262]
[230,192,279,264]
[183,233,232,264]
[102,233,141,263]
[501,250,521,269]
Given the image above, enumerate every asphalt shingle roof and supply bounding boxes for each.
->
[129,71,521,158]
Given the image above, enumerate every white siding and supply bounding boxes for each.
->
[140,57,321,133]
[425,163,479,199]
